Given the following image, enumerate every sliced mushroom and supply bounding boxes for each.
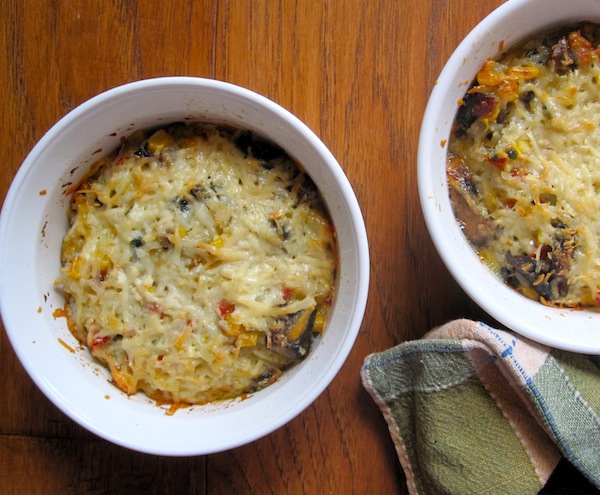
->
[454,91,497,137]
[504,246,569,301]
[267,308,317,361]
[551,36,576,71]
[249,368,282,392]
[447,156,498,247]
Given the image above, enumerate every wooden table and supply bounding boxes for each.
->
[0,1,505,493]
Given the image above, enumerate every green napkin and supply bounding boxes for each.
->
[361,319,600,495]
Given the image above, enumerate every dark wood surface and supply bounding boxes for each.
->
[1,1,508,493]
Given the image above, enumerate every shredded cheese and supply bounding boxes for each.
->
[57,123,337,404]
[448,24,600,307]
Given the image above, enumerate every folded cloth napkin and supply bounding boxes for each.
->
[361,319,600,495]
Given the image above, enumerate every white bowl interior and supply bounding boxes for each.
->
[419,0,600,354]
[0,77,370,455]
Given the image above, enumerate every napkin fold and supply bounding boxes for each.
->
[361,319,600,495]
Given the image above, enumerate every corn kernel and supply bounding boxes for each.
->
[211,236,224,248]
[237,331,260,347]
[147,129,173,155]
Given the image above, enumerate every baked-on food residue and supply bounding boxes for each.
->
[56,122,337,406]
[448,23,600,308]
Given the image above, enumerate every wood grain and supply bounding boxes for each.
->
[1,1,504,493]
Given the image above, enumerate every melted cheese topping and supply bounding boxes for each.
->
[448,24,600,307]
[58,123,337,405]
